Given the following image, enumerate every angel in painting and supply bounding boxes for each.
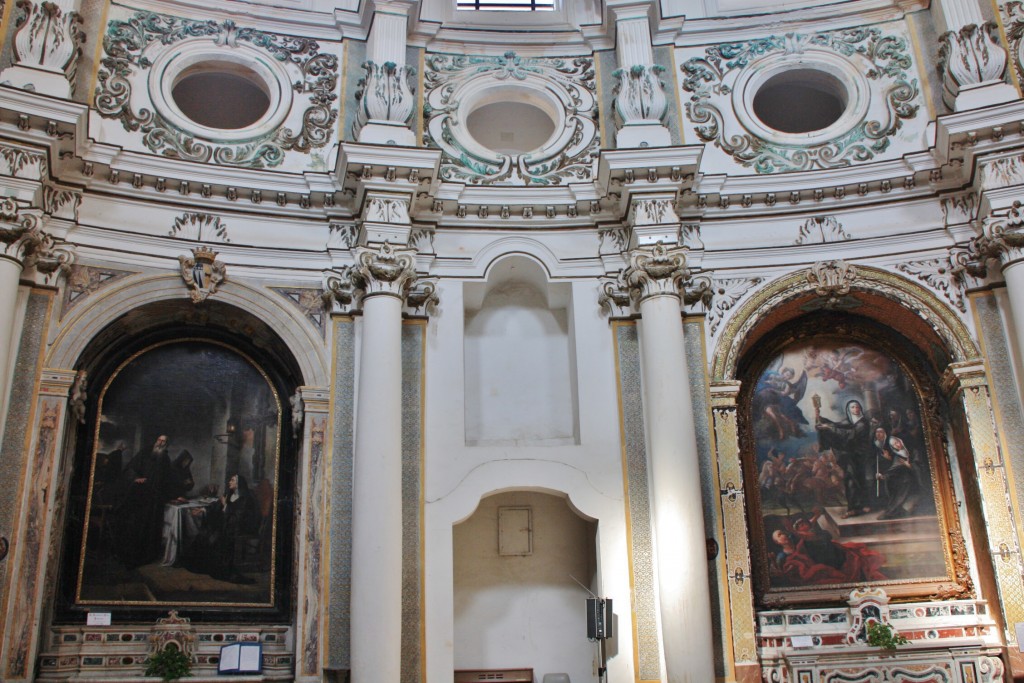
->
[753,361,809,441]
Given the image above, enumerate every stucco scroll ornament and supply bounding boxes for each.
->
[365,197,410,224]
[0,198,73,276]
[353,61,416,138]
[706,277,764,335]
[681,28,919,173]
[806,260,857,307]
[178,246,226,303]
[11,0,86,89]
[323,265,360,313]
[423,51,598,186]
[978,201,1024,266]
[896,257,967,313]
[612,64,668,127]
[938,22,1008,109]
[350,241,420,299]
[289,390,304,439]
[69,369,87,424]
[95,12,338,168]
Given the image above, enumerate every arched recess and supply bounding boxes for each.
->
[47,275,330,387]
[712,265,978,382]
[453,488,598,683]
[464,254,579,446]
[50,292,310,625]
[705,264,1024,680]
[424,459,633,683]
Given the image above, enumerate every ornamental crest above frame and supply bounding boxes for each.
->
[423,51,599,186]
[179,247,226,303]
[680,24,921,173]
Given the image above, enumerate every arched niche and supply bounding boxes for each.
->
[713,265,978,383]
[463,255,580,446]
[453,489,598,683]
[53,298,305,624]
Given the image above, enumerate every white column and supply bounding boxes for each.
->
[625,244,715,683]
[349,243,419,683]
[981,208,1024,405]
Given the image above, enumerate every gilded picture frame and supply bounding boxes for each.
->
[74,339,282,608]
[740,320,971,606]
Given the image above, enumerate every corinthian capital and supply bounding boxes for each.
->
[938,22,1009,109]
[981,201,1024,267]
[0,198,74,276]
[622,242,692,302]
[353,241,419,298]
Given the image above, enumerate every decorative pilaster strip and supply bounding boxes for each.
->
[296,387,330,680]
[943,360,1024,647]
[612,323,661,680]
[612,64,668,126]
[938,22,1009,109]
[353,61,416,134]
[710,382,757,668]
[4,0,85,98]
[2,369,75,682]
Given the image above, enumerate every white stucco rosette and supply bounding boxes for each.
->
[678,23,924,174]
[423,51,599,186]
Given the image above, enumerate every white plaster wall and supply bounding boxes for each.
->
[464,260,578,446]
[423,236,636,683]
[453,491,598,683]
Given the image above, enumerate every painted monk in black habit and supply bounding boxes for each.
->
[116,434,173,568]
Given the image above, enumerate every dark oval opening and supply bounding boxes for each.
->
[752,69,848,135]
[171,67,271,130]
[466,101,556,155]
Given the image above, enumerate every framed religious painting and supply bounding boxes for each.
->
[73,339,283,609]
[740,320,971,606]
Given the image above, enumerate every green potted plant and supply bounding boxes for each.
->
[145,643,192,681]
[866,620,909,650]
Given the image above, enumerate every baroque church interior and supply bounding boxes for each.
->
[2,0,1024,681]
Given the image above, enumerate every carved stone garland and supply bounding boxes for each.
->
[95,11,338,169]
[680,28,920,173]
[423,51,598,186]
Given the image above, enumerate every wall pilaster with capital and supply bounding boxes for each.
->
[710,382,759,682]
[943,360,1024,675]
[295,387,330,682]
[0,368,75,683]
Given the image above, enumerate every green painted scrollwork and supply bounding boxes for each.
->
[95,11,338,168]
[423,51,598,186]
[680,28,919,174]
